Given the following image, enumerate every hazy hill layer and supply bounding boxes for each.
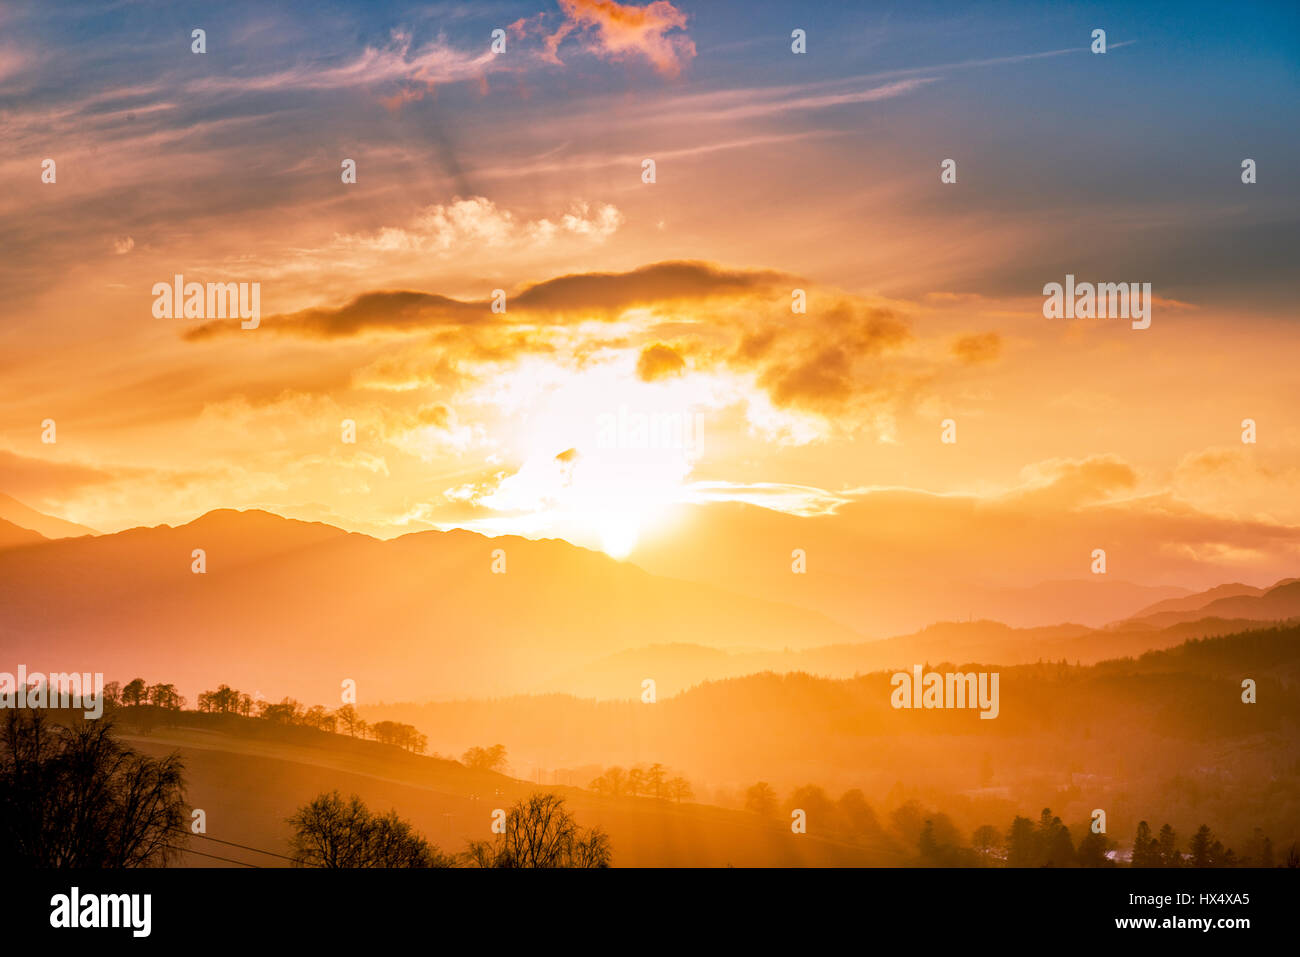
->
[534,616,1281,699]
[1123,580,1300,629]
[364,626,1300,852]
[0,517,46,550]
[0,508,865,702]
[0,493,98,539]
[626,500,1188,633]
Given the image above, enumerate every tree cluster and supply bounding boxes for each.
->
[0,711,187,868]
[288,791,611,868]
[589,762,693,802]
[464,793,611,868]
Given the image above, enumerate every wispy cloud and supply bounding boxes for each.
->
[469,130,840,181]
[186,29,500,95]
[661,76,939,123]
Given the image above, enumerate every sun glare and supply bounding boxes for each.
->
[463,351,714,555]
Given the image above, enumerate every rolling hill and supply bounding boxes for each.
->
[106,713,902,867]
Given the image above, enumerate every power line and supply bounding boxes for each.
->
[167,845,260,868]
[171,826,298,864]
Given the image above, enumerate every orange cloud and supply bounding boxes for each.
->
[636,343,686,381]
[1011,455,1140,508]
[177,259,943,434]
[739,300,913,413]
[550,0,695,77]
[178,258,1025,437]
[186,261,791,340]
[951,332,1002,364]
[513,260,787,314]
[416,405,452,429]
[185,291,487,341]
[0,451,118,503]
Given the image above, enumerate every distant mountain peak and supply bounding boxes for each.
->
[0,492,99,539]
[0,516,47,549]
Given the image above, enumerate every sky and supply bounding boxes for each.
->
[2,0,1298,586]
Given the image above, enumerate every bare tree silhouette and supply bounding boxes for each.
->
[465,793,611,868]
[0,711,186,867]
[288,791,451,868]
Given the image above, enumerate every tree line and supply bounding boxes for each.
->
[589,763,694,802]
[107,679,430,755]
[26,677,523,780]
[736,780,1295,867]
[966,808,1285,867]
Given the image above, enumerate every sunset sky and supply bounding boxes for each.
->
[3,0,1298,587]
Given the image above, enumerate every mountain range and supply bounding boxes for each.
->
[0,495,1294,704]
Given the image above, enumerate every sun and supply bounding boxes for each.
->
[594,511,643,560]
[466,351,715,557]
